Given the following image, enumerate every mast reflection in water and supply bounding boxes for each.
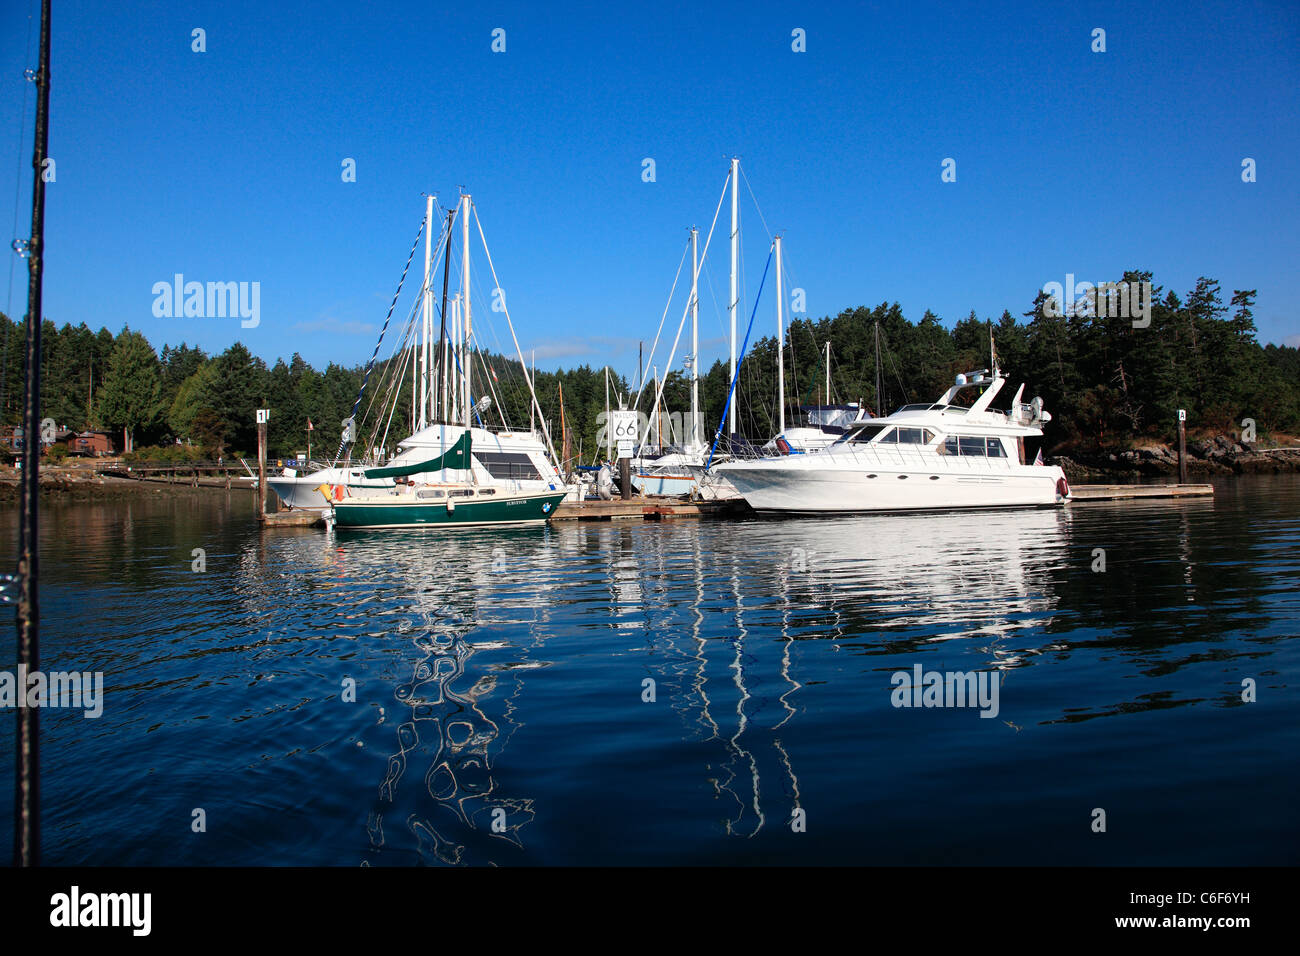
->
[4,476,1296,865]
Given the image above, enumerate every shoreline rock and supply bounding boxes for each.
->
[1052,434,1300,483]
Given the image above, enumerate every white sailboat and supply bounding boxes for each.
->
[631,157,750,498]
[268,195,573,511]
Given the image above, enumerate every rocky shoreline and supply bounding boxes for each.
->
[1053,435,1300,483]
[0,466,248,501]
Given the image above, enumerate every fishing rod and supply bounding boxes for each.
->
[13,0,51,868]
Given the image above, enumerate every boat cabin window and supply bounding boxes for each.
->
[416,488,445,499]
[942,435,1009,457]
[450,489,474,497]
[478,488,497,496]
[877,427,935,444]
[476,451,543,480]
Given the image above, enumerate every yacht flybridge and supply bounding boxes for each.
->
[714,367,1070,513]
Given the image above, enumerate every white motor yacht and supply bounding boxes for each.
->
[715,367,1070,513]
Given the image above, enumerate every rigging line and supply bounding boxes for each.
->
[3,1,37,421]
[636,194,729,449]
[362,317,418,460]
[374,339,415,462]
[739,164,773,243]
[336,214,427,462]
[471,337,509,429]
[471,203,564,470]
[879,325,907,407]
[357,283,423,447]
[448,231,523,424]
[632,235,689,410]
[360,290,423,454]
[706,246,774,469]
[637,172,733,411]
[702,258,726,339]
[672,167,734,380]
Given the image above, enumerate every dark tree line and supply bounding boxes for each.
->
[3,269,1296,462]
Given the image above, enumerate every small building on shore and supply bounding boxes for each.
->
[67,430,116,457]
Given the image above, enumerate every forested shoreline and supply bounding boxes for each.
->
[2,271,1296,464]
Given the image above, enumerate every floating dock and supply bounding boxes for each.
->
[551,497,748,521]
[259,509,325,527]
[1070,483,1214,501]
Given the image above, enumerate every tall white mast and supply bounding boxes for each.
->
[420,195,433,430]
[825,340,831,405]
[774,234,785,435]
[728,156,739,436]
[450,294,460,423]
[604,365,611,458]
[652,366,660,449]
[461,194,472,430]
[690,226,699,450]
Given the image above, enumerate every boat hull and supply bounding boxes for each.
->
[717,459,1067,513]
[332,490,567,529]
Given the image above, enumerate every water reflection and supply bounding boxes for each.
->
[323,506,1077,855]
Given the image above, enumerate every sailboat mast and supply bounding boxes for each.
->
[875,321,882,417]
[690,226,699,449]
[824,340,830,405]
[604,365,611,458]
[438,207,454,423]
[652,366,660,449]
[775,234,784,435]
[728,156,739,436]
[419,195,433,430]
[462,194,472,430]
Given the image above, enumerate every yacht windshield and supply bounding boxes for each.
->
[841,424,889,444]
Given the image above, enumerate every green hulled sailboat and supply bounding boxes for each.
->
[328,433,566,530]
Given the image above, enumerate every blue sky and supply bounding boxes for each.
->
[2,0,1297,385]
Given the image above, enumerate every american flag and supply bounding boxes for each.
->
[307,419,313,431]
[1033,447,1044,466]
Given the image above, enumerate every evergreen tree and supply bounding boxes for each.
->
[97,328,162,452]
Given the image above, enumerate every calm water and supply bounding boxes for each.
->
[1,477,1297,866]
